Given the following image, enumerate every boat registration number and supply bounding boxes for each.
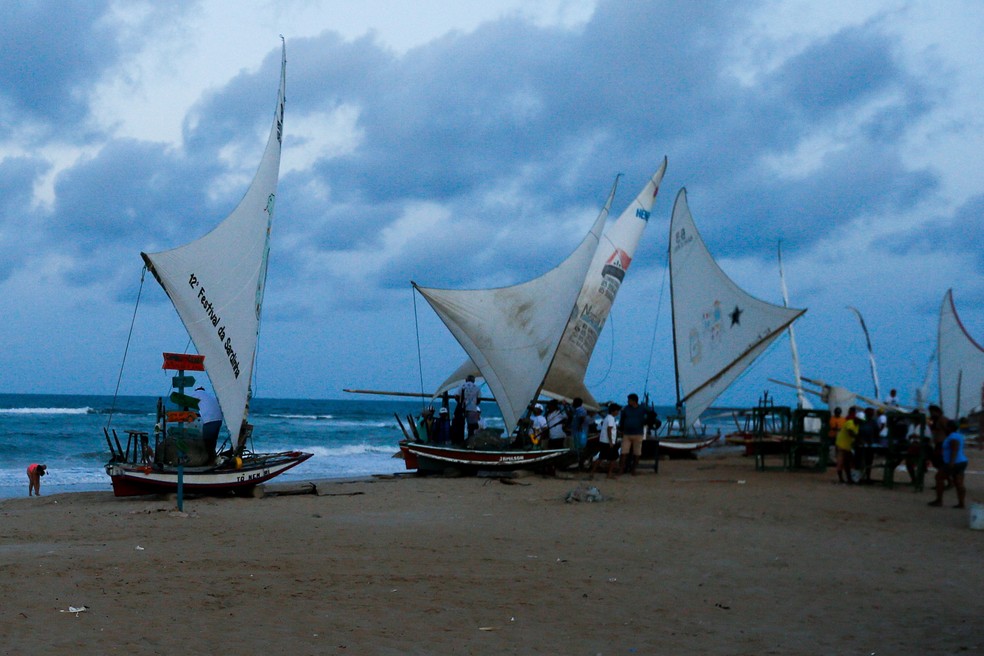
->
[237,468,270,482]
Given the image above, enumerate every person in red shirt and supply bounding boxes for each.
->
[27,463,47,496]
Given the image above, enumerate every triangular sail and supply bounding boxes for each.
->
[938,289,984,419]
[669,188,805,429]
[542,158,667,407]
[435,160,667,408]
[414,209,607,435]
[142,42,286,449]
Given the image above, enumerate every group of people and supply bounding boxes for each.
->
[413,375,487,445]
[831,395,969,509]
[582,394,661,479]
[411,382,664,478]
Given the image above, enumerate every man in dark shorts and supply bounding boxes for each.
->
[618,393,647,475]
[928,419,969,508]
[591,403,621,479]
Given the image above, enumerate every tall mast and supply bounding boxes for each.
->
[778,241,807,409]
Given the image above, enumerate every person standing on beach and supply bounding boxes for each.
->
[828,407,845,457]
[579,407,600,470]
[834,407,859,484]
[26,463,46,496]
[434,407,452,444]
[591,403,621,479]
[544,400,567,448]
[885,388,900,407]
[617,394,647,475]
[530,404,548,446]
[979,382,984,450]
[570,397,588,453]
[928,419,968,508]
[458,375,481,438]
[927,404,946,472]
[191,386,223,463]
[856,408,878,484]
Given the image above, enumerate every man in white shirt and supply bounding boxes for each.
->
[191,386,223,463]
[591,403,621,479]
[459,375,481,437]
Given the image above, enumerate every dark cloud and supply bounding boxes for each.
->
[776,26,902,118]
[905,193,984,270]
[658,18,937,259]
[693,143,938,255]
[5,1,960,322]
[49,139,216,246]
[253,1,937,289]
[0,1,119,141]
[0,156,49,280]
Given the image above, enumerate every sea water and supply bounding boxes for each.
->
[0,394,440,499]
[0,393,729,499]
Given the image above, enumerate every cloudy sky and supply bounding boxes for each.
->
[1,0,981,411]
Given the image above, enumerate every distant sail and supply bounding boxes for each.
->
[938,289,984,419]
[669,188,805,429]
[414,208,607,435]
[141,43,286,449]
[435,160,668,409]
[847,305,881,400]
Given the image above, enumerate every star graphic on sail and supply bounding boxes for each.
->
[730,305,743,326]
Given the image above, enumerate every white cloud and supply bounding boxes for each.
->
[283,105,364,174]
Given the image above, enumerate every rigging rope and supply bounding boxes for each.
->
[412,286,426,413]
[107,266,147,429]
[643,262,669,399]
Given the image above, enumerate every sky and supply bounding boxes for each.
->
[1,0,982,412]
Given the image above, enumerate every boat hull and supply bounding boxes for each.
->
[401,441,572,474]
[657,435,721,451]
[106,451,313,497]
[641,434,721,459]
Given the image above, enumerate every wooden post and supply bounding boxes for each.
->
[177,462,184,511]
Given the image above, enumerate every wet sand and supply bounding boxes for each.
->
[1,450,982,655]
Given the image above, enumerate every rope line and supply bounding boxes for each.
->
[644,262,669,399]
[107,266,147,429]
[412,287,426,412]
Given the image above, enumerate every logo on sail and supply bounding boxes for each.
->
[599,248,632,302]
[188,272,242,379]
[673,227,693,253]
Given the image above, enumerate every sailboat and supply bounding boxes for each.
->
[104,42,312,496]
[937,288,984,422]
[432,161,668,410]
[667,188,805,439]
[400,187,611,473]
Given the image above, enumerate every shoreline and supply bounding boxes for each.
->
[2,449,982,655]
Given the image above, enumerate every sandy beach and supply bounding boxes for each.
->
[2,450,982,655]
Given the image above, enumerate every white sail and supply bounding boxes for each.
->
[435,161,667,408]
[669,188,805,429]
[938,289,984,419]
[414,208,608,435]
[847,305,881,400]
[142,43,286,449]
[542,158,668,407]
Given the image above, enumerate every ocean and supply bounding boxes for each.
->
[0,393,729,499]
[0,394,442,499]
